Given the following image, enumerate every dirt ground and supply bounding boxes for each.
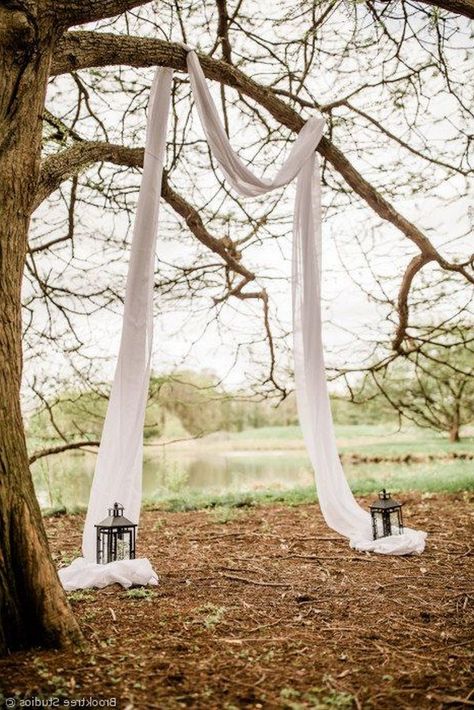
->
[0,493,473,709]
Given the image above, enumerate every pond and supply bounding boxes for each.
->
[32,448,315,510]
[31,440,470,511]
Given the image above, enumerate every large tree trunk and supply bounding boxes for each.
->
[0,5,81,653]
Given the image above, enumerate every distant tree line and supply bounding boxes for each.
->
[27,368,386,450]
[28,348,473,450]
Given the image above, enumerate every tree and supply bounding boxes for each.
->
[29,0,473,401]
[0,0,149,657]
[0,0,472,654]
[367,327,474,441]
[152,370,226,436]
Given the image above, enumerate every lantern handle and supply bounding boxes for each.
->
[108,502,125,516]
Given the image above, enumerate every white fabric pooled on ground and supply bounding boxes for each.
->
[351,528,427,555]
[59,558,158,591]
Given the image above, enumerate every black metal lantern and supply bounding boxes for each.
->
[95,502,137,564]
[369,489,404,540]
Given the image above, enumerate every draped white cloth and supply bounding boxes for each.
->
[292,159,426,555]
[59,557,158,591]
[60,49,426,591]
[59,68,173,591]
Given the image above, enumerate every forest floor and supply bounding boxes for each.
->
[1,492,473,710]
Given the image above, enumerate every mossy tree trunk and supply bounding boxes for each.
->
[0,4,81,653]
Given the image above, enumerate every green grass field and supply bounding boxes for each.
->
[36,423,473,516]
[213,423,474,455]
[143,423,474,512]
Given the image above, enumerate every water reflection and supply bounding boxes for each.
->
[31,444,468,511]
[32,448,315,510]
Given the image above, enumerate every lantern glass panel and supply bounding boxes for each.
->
[117,533,131,560]
[373,513,384,539]
[98,529,134,564]
[390,510,402,534]
[370,489,404,540]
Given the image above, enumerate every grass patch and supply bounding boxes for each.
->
[143,486,316,513]
[124,588,156,601]
[143,463,473,513]
[339,437,474,457]
[279,686,354,709]
[347,460,474,495]
[207,505,248,524]
[222,424,474,456]
[67,590,95,604]
[42,505,87,518]
[196,603,227,630]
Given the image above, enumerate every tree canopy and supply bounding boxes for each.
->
[25,0,473,412]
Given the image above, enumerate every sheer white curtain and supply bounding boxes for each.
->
[60,49,426,591]
[59,69,173,590]
[186,50,426,556]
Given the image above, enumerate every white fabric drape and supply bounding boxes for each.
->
[292,159,426,554]
[187,50,425,555]
[60,68,173,589]
[83,68,173,561]
[60,49,426,591]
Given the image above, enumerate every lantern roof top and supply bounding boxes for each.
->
[95,502,137,528]
[369,489,403,511]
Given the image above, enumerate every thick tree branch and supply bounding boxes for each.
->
[413,0,474,20]
[49,32,474,287]
[49,0,150,29]
[29,439,100,465]
[34,141,143,210]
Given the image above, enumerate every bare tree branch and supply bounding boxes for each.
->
[29,439,100,464]
[215,0,233,64]
[48,0,150,29]
[392,253,431,353]
[49,32,474,288]
[411,0,474,20]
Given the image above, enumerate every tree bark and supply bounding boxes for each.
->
[52,0,149,29]
[449,410,461,443]
[415,0,474,20]
[0,5,81,653]
[449,425,460,443]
